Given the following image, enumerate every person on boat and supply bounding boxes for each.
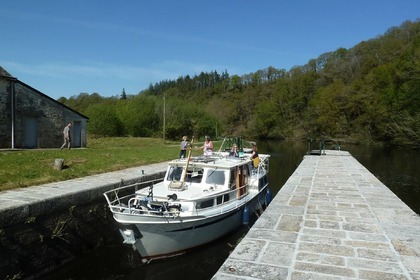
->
[200,135,213,156]
[179,136,189,159]
[229,144,239,157]
[250,143,260,168]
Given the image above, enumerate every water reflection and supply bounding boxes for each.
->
[45,141,420,279]
[45,217,255,280]
[347,145,420,214]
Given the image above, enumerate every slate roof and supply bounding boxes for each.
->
[0,66,16,78]
[0,65,89,120]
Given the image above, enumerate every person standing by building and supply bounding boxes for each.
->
[60,122,72,150]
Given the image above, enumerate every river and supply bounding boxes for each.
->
[46,141,420,280]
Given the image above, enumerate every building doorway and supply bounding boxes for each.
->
[72,121,81,148]
[23,117,37,148]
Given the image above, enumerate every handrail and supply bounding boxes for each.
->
[103,178,164,206]
[107,182,249,215]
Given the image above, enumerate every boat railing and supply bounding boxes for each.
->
[149,157,269,216]
[103,178,164,212]
[190,183,252,216]
[104,158,269,217]
[105,181,249,217]
[130,184,247,215]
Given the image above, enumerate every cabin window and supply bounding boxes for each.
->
[205,170,225,185]
[167,166,182,181]
[186,168,203,183]
[217,193,230,205]
[196,199,214,209]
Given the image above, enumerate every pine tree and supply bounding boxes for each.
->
[121,88,127,99]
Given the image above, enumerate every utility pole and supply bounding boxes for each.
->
[163,94,166,142]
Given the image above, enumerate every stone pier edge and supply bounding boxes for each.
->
[212,150,420,280]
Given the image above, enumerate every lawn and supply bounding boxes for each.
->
[0,137,211,192]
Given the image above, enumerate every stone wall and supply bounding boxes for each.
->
[0,172,165,280]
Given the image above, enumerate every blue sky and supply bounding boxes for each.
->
[1,1,419,99]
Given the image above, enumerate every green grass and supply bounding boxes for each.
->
[0,137,212,192]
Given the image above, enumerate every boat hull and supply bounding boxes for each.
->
[116,186,268,261]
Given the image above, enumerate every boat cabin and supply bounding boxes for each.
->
[165,156,252,190]
[128,154,269,216]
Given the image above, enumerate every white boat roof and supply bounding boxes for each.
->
[167,153,269,170]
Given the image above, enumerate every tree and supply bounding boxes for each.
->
[115,95,158,137]
[85,102,124,137]
[251,100,282,138]
[121,88,127,100]
[310,80,348,139]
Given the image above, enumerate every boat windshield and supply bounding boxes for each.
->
[167,166,204,183]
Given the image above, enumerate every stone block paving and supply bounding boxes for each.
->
[0,162,168,225]
[213,150,420,280]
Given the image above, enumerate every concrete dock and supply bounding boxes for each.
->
[213,150,420,280]
[0,161,168,216]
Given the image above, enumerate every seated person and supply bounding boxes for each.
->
[250,143,260,168]
[229,144,239,157]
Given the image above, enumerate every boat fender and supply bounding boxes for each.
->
[242,205,250,225]
[266,188,272,205]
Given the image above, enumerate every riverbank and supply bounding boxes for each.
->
[0,137,183,191]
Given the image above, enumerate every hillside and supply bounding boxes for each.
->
[60,20,420,147]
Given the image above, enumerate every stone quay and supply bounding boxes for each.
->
[0,162,168,280]
[213,150,420,280]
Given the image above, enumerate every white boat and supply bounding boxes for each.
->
[103,140,271,262]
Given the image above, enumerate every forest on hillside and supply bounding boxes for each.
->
[59,20,420,148]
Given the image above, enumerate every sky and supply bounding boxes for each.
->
[1,1,419,100]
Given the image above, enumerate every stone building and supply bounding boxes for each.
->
[0,66,89,149]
